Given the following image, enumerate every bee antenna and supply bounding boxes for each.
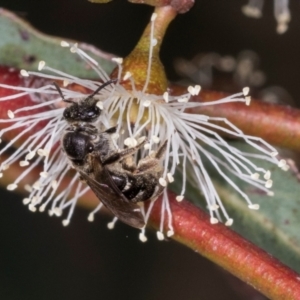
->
[86,79,117,100]
[53,82,75,104]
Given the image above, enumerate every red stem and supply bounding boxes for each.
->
[149,193,300,300]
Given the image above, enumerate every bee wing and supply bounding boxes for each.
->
[79,167,145,229]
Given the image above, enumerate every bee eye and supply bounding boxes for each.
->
[87,144,94,153]
[63,110,70,118]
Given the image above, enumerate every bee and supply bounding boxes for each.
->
[54,80,167,228]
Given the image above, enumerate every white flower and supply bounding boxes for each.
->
[242,0,291,34]
[0,13,285,242]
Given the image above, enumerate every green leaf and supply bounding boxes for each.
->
[173,141,300,273]
[0,8,116,77]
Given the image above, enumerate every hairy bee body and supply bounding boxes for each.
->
[56,81,166,228]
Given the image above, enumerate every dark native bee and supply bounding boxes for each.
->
[54,80,167,228]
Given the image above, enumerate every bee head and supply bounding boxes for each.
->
[53,79,117,123]
[63,98,101,123]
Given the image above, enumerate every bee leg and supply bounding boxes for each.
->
[121,156,136,172]
[151,184,166,199]
[154,139,168,159]
[136,158,159,173]
[135,140,168,173]
[132,175,165,203]
[104,126,117,134]
[79,175,86,182]
[102,138,147,166]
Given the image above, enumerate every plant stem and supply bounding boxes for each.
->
[149,193,300,300]
[114,6,177,94]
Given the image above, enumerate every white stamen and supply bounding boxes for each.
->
[19,160,29,167]
[243,86,250,96]
[248,204,260,210]
[177,97,189,103]
[139,233,148,243]
[187,86,195,95]
[2,164,9,170]
[159,177,167,187]
[265,179,273,188]
[270,151,278,157]
[167,173,174,183]
[176,195,184,202]
[242,4,262,18]
[20,69,29,77]
[22,198,31,205]
[111,133,119,140]
[276,11,290,34]
[151,135,160,144]
[245,96,251,106]
[31,196,39,205]
[40,171,49,178]
[137,136,146,144]
[188,85,201,96]
[37,148,49,157]
[123,71,132,81]
[167,230,174,237]
[96,101,104,110]
[63,79,70,87]
[163,92,169,103]
[25,151,35,161]
[70,43,78,53]
[51,180,58,190]
[24,184,32,192]
[32,181,41,190]
[87,213,94,222]
[194,85,201,95]
[151,38,158,47]
[251,173,260,180]
[282,165,290,171]
[112,57,123,64]
[107,220,116,229]
[143,100,151,107]
[28,204,37,212]
[124,137,137,148]
[62,219,70,226]
[278,159,286,168]
[38,61,46,71]
[210,217,219,224]
[7,110,14,119]
[264,170,271,180]
[39,204,46,212]
[225,218,234,226]
[156,231,164,240]
[144,143,151,150]
[208,204,219,211]
[60,40,70,47]
[53,207,62,217]
[151,12,157,21]
[7,183,17,191]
